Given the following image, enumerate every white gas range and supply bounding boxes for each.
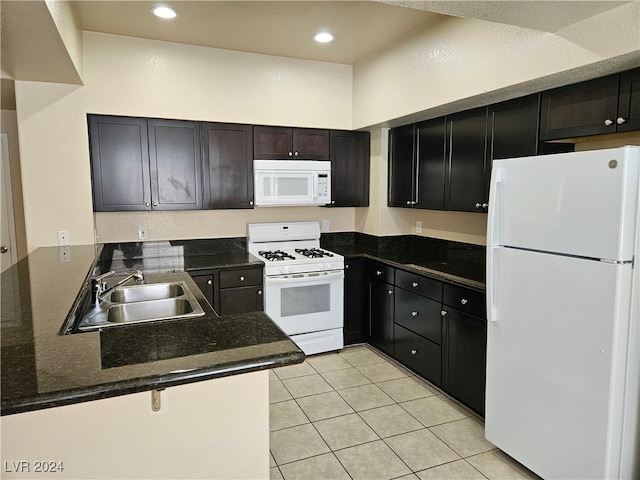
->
[247,222,344,355]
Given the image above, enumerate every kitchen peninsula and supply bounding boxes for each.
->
[0,242,304,479]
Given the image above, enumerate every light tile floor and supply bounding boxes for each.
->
[270,345,541,480]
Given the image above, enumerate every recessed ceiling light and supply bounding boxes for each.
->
[152,6,178,19]
[314,32,335,44]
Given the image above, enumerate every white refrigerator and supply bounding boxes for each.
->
[485,146,640,479]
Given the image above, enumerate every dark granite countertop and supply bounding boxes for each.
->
[1,244,303,416]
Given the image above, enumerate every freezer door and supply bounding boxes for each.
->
[485,247,634,479]
[487,146,639,262]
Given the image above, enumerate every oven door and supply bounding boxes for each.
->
[264,270,344,335]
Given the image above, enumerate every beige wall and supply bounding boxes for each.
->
[1,371,270,479]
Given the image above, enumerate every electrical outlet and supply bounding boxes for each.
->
[138,226,148,240]
[321,220,330,232]
[57,230,69,246]
[59,246,70,262]
[416,221,422,234]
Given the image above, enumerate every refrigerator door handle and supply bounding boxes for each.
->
[487,166,504,247]
[487,246,499,322]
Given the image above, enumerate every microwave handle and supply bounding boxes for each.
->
[312,172,317,200]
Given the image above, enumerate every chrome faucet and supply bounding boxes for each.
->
[91,270,144,306]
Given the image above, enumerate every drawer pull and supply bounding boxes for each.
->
[461,298,468,305]
[411,311,419,317]
[240,276,245,282]
[207,280,212,285]
[411,349,417,355]
[412,282,419,287]
[376,270,383,276]
[441,310,447,316]
[388,290,393,295]
[258,290,262,295]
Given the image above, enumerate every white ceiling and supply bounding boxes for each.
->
[71,1,632,65]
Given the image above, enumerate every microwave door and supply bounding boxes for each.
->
[255,171,315,205]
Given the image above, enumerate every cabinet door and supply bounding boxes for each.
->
[539,74,619,140]
[190,274,214,306]
[344,257,368,345]
[329,130,370,207]
[415,118,446,210]
[617,68,640,132]
[202,123,254,209]
[89,115,151,211]
[445,108,488,212]
[369,279,394,355]
[388,124,416,207]
[148,119,202,210]
[485,95,539,203]
[253,126,292,159]
[219,286,264,315]
[293,128,330,160]
[442,307,486,415]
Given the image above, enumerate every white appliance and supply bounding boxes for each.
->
[486,146,640,479]
[253,160,331,206]
[247,222,344,354]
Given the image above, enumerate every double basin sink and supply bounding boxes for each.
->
[76,280,205,331]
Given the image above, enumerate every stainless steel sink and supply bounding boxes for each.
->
[108,282,186,303]
[76,280,205,331]
[107,298,198,323]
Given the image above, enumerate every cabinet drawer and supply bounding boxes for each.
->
[394,325,441,386]
[367,261,394,284]
[395,288,442,345]
[219,268,263,288]
[396,270,442,301]
[443,284,485,318]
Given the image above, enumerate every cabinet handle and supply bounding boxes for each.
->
[345,264,349,269]
[239,276,245,282]
[604,119,614,126]
[482,203,488,208]
[411,311,419,317]
[376,270,383,276]
[412,282,419,287]
[288,151,293,157]
[406,201,412,205]
[411,349,417,355]
[145,202,150,207]
[388,290,393,295]
[475,203,482,208]
[294,151,299,157]
[461,298,468,305]
[617,117,627,125]
[249,201,254,206]
[258,290,263,295]
[153,202,158,207]
[331,200,335,204]
[441,310,447,316]
[207,279,212,285]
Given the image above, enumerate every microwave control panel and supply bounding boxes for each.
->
[317,174,330,200]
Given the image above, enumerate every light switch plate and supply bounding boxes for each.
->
[416,221,422,233]
[57,230,69,246]
[321,220,329,232]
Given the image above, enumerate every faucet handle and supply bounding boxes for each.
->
[92,271,116,283]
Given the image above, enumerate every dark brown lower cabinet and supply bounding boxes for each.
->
[219,286,263,315]
[394,324,441,386]
[442,307,487,415]
[190,266,264,315]
[344,257,368,345]
[368,278,394,355]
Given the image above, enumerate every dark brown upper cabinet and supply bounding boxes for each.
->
[540,68,640,140]
[89,115,202,211]
[201,123,254,209]
[388,124,416,207]
[445,107,488,213]
[329,130,370,207]
[253,126,330,160]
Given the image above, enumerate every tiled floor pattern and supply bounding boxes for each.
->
[269,345,540,480]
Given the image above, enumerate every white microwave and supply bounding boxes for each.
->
[253,160,331,206]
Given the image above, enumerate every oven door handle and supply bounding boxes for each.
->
[265,270,344,285]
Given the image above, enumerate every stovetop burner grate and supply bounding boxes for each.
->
[259,250,296,262]
[295,248,334,259]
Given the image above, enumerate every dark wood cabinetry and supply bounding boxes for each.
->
[367,262,395,355]
[90,115,202,211]
[253,126,330,160]
[445,108,488,213]
[190,266,264,316]
[388,124,416,207]
[416,118,447,209]
[201,123,254,209]
[441,284,486,415]
[344,257,368,345]
[329,130,370,207]
[540,68,640,140]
